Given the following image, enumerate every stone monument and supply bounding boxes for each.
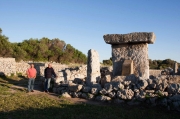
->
[86,49,101,86]
[103,32,156,79]
[173,62,178,74]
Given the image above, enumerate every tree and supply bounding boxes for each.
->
[0,29,13,57]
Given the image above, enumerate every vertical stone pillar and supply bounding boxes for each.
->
[103,32,156,79]
[173,62,178,74]
[86,49,100,86]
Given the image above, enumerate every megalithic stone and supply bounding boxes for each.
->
[86,49,101,86]
[103,32,156,79]
[173,62,178,74]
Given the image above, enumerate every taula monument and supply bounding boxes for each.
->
[103,32,156,79]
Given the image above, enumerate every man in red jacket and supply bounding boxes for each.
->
[26,64,37,92]
[44,63,57,93]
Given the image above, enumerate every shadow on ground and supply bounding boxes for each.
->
[1,103,180,119]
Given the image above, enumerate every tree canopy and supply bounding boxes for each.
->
[0,28,87,64]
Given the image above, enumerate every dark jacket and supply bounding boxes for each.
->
[44,67,56,78]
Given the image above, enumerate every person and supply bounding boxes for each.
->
[26,64,37,93]
[44,63,57,93]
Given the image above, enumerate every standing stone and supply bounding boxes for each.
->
[173,62,178,74]
[103,32,156,79]
[86,49,100,86]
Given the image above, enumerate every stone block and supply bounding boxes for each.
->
[103,32,156,44]
[122,60,133,76]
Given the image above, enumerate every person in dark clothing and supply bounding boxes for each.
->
[44,63,57,93]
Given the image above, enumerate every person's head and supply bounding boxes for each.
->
[30,64,34,68]
[48,63,52,68]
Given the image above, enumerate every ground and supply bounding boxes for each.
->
[0,75,180,119]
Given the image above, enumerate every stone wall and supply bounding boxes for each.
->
[149,69,162,77]
[0,58,16,76]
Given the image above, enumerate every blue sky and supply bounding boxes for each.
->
[0,0,180,62]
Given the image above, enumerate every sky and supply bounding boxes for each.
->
[0,0,180,62]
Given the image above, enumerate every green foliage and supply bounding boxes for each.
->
[149,59,179,69]
[0,29,13,57]
[0,28,87,64]
[102,57,112,66]
[102,57,179,70]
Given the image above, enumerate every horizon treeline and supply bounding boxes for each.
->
[0,28,87,64]
[103,58,180,70]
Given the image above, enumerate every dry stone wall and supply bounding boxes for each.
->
[149,69,162,77]
[0,58,16,76]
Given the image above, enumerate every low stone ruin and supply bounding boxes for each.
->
[0,32,180,111]
[52,33,180,112]
[52,66,180,111]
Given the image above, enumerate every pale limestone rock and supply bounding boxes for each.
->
[103,32,156,44]
[86,49,100,86]
[91,88,98,95]
[61,92,71,98]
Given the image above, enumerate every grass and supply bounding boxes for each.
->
[0,76,180,119]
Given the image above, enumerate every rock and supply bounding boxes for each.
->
[87,93,94,100]
[138,78,148,90]
[112,82,124,90]
[82,93,88,99]
[91,88,99,95]
[167,83,180,94]
[125,74,138,84]
[91,83,102,91]
[117,89,134,100]
[68,83,83,92]
[72,92,79,98]
[82,86,91,93]
[95,95,111,102]
[155,78,163,85]
[61,92,71,98]
[123,81,131,86]
[101,74,111,87]
[145,90,155,93]
[52,87,57,93]
[112,76,126,82]
[104,83,113,92]
[149,83,156,89]
[108,91,116,98]
[135,90,146,101]
[73,78,84,84]
[99,88,108,95]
